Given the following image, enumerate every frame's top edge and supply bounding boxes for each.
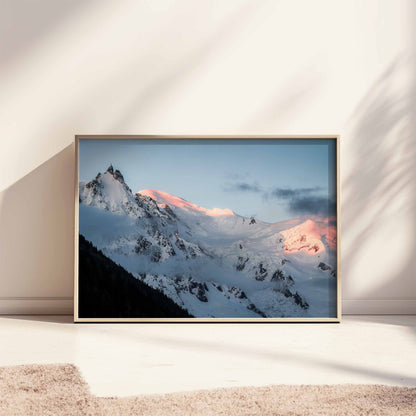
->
[75,135,340,140]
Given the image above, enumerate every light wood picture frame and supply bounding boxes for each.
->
[74,135,340,322]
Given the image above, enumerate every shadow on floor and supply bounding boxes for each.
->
[2,315,73,324]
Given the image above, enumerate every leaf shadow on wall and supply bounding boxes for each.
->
[342,53,416,311]
[0,144,75,302]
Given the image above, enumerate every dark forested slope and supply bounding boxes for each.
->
[78,234,192,318]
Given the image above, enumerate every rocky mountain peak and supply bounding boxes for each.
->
[113,169,125,183]
[105,165,126,184]
[100,166,131,195]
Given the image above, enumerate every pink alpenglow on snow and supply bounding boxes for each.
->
[280,219,327,255]
[317,216,337,251]
[138,189,235,217]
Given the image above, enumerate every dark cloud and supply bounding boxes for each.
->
[288,196,336,216]
[267,187,336,216]
[270,187,321,199]
[224,182,263,193]
[224,182,335,217]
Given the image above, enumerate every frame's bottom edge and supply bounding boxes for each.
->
[74,317,341,323]
[3,299,415,317]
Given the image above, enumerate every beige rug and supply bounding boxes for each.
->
[0,364,415,415]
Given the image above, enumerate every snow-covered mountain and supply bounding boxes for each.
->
[79,165,337,318]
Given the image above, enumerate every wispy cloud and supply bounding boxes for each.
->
[224,171,250,181]
[224,182,263,193]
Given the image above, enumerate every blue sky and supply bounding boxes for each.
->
[79,139,336,223]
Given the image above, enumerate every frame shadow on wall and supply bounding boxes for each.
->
[0,144,75,315]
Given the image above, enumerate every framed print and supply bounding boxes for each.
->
[74,136,340,322]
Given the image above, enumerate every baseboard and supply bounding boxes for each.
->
[0,298,73,315]
[0,297,415,315]
[343,299,416,315]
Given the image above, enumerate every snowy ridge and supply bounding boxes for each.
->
[79,166,337,318]
[139,189,235,217]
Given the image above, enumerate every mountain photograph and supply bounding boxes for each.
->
[77,138,337,319]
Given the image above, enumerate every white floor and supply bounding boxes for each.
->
[0,315,415,397]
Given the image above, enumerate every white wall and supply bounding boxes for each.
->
[0,0,415,314]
